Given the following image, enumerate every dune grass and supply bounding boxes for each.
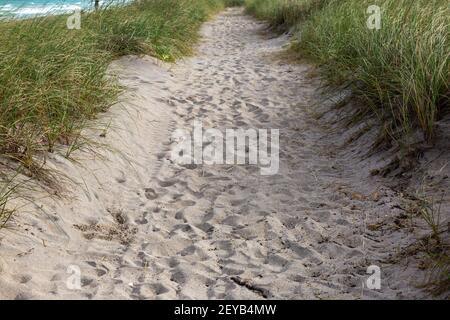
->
[245,0,450,145]
[0,181,13,227]
[223,0,245,6]
[0,0,223,177]
[0,0,224,227]
[245,0,326,29]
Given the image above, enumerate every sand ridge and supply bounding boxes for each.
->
[0,8,426,299]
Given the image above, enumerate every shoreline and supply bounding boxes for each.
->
[0,1,131,19]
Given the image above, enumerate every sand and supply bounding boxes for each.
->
[0,8,438,299]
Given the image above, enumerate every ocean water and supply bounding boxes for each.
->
[0,0,122,17]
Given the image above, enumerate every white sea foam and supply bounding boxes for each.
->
[14,4,82,16]
[0,1,106,17]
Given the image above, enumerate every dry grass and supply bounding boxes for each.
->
[0,0,224,223]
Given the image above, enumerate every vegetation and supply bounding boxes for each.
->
[223,0,245,6]
[0,0,448,297]
[245,0,450,144]
[412,193,450,297]
[0,0,226,227]
[0,0,223,178]
[246,0,326,28]
[0,180,14,228]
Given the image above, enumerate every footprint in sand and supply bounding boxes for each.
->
[144,187,158,200]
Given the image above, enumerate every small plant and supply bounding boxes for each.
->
[413,190,449,297]
[0,177,18,228]
[417,195,443,240]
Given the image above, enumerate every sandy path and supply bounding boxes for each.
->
[0,8,425,299]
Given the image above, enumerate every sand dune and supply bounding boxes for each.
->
[0,8,430,299]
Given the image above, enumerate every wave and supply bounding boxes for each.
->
[4,5,82,17]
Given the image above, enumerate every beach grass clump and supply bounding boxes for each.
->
[0,172,18,228]
[245,0,450,144]
[298,0,449,142]
[245,0,328,29]
[223,0,245,6]
[0,183,11,227]
[0,0,223,176]
[92,0,224,60]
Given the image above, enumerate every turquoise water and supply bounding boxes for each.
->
[0,1,124,17]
